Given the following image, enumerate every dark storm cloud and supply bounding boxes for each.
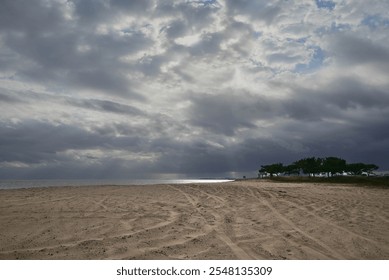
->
[183,71,389,170]
[187,76,389,136]
[147,135,311,177]
[274,76,389,121]
[323,79,389,110]
[188,92,273,136]
[277,117,389,169]
[0,120,147,165]
[0,121,97,164]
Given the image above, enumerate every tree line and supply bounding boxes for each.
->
[259,157,379,177]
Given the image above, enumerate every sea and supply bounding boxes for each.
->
[0,179,235,190]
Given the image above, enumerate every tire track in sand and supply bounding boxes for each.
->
[169,185,253,259]
[0,208,180,257]
[264,189,381,246]
[245,186,345,259]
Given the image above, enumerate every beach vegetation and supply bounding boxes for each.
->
[259,157,379,178]
[265,175,389,188]
[259,163,284,177]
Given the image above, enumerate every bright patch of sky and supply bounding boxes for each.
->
[315,0,336,10]
[362,14,389,29]
[189,0,220,8]
[294,47,325,73]
[316,22,351,36]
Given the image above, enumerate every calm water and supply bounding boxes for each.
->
[0,179,235,190]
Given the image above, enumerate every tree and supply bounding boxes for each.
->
[284,163,300,175]
[321,157,346,176]
[258,157,379,178]
[294,157,322,176]
[346,163,379,175]
[346,163,367,175]
[362,164,379,176]
[260,163,284,177]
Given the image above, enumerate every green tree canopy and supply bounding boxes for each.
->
[321,157,346,175]
[259,163,284,177]
[259,157,379,177]
[346,163,367,175]
[284,163,300,175]
[294,157,322,176]
[345,163,379,175]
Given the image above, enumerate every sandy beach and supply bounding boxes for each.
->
[0,180,388,260]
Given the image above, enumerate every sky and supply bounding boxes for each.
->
[1,0,389,179]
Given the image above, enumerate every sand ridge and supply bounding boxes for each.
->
[0,181,388,259]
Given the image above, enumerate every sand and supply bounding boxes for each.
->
[0,180,388,260]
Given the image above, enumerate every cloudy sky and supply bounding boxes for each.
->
[1,0,389,179]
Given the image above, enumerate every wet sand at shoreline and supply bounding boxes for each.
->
[0,180,388,259]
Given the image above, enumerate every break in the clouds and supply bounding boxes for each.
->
[1,0,389,179]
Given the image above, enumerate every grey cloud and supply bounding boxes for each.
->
[0,0,65,32]
[162,20,188,39]
[0,120,151,166]
[278,75,389,121]
[90,31,152,57]
[325,79,389,110]
[136,55,167,77]
[1,0,151,99]
[279,118,389,168]
[71,0,111,24]
[177,1,221,28]
[0,158,153,180]
[190,32,224,56]
[188,92,269,136]
[0,88,146,116]
[66,98,146,116]
[0,90,22,104]
[227,137,305,171]
[156,0,220,29]
[0,121,105,164]
[4,27,150,97]
[150,136,309,177]
[5,32,79,71]
[345,110,389,143]
[266,53,304,64]
[226,19,256,39]
[110,0,153,12]
[329,33,389,66]
[71,0,153,24]
[67,69,143,99]
[281,99,325,121]
[225,0,282,24]
[295,78,389,112]
[187,86,336,135]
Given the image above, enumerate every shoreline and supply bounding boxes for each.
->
[0,179,235,190]
[1,181,388,260]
